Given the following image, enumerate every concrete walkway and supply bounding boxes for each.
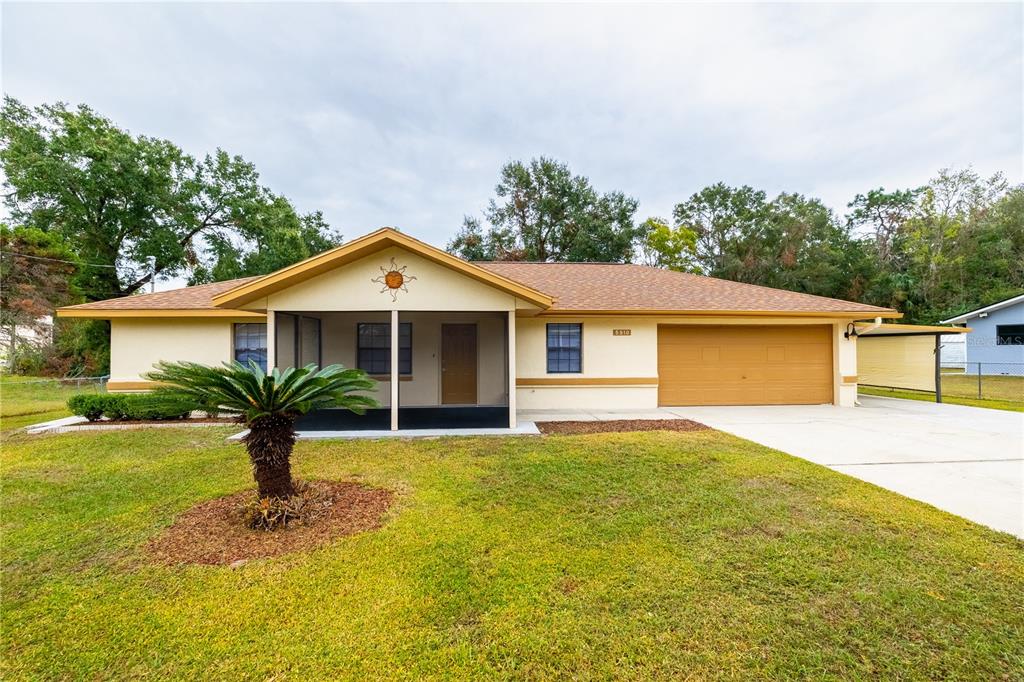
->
[662,397,1024,538]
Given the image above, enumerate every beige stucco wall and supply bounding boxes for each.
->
[109,318,239,383]
[857,335,936,392]
[833,322,858,407]
[515,316,861,409]
[260,246,534,313]
[516,317,659,379]
[515,317,659,410]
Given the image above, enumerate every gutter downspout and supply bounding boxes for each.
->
[857,316,883,336]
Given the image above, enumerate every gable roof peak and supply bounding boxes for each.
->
[210,227,555,309]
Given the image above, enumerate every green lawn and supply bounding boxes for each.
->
[860,374,1024,413]
[2,428,1022,680]
[942,372,1024,402]
[0,375,106,432]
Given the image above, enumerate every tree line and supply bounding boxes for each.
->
[1,98,1021,375]
[0,97,343,374]
[449,158,1023,324]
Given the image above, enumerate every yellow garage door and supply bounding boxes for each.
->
[658,325,833,406]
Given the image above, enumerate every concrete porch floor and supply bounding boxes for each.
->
[232,421,541,440]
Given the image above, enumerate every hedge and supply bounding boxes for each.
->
[67,394,195,422]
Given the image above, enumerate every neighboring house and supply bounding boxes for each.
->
[57,228,896,430]
[940,294,1024,374]
[0,315,53,367]
[938,332,966,369]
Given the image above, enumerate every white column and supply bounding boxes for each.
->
[834,322,858,407]
[390,309,399,430]
[508,310,517,428]
[265,310,275,372]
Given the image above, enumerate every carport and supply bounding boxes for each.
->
[856,323,971,402]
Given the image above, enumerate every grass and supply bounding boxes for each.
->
[941,372,1024,402]
[2,427,1022,680]
[0,375,106,432]
[860,377,1024,413]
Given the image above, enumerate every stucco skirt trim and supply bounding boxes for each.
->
[516,377,659,387]
[107,380,162,392]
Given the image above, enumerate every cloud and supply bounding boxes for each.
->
[3,2,1020,288]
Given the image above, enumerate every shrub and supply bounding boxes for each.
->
[100,395,129,420]
[10,346,47,375]
[66,393,196,421]
[67,394,108,421]
[122,395,194,421]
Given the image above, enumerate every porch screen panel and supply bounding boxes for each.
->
[357,323,411,375]
[300,317,321,367]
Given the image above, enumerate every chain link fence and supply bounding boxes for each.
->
[860,355,1023,407]
[938,363,1024,403]
[1,375,109,430]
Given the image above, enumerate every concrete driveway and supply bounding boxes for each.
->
[665,397,1023,538]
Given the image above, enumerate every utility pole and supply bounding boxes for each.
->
[147,256,157,294]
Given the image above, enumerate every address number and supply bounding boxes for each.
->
[612,329,631,336]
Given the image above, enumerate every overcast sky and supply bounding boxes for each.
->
[3,2,1021,289]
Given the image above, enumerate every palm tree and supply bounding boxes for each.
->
[146,361,377,499]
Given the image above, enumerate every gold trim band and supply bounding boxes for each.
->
[107,380,161,391]
[536,309,899,319]
[517,377,659,387]
[57,309,267,319]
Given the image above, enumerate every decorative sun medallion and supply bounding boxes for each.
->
[372,257,417,301]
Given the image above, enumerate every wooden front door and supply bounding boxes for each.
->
[441,324,478,405]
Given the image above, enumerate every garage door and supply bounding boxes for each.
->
[658,325,833,406]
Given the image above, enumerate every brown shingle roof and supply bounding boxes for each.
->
[476,262,893,315]
[58,263,894,317]
[60,277,261,311]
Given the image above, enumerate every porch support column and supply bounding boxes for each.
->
[508,310,517,428]
[390,309,399,431]
[266,310,276,372]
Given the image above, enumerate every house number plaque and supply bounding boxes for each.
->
[612,329,631,336]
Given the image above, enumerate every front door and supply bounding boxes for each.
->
[441,323,477,404]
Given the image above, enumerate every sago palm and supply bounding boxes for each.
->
[147,361,377,499]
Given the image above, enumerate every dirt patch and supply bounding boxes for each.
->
[146,480,393,565]
[536,419,709,435]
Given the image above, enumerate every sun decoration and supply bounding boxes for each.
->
[372,257,417,301]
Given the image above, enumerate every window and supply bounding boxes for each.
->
[996,324,1024,345]
[357,323,412,375]
[234,323,267,372]
[547,323,582,373]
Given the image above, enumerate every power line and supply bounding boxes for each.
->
[0,249,119,268]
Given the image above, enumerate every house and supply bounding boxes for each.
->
[56,228,897,430]
[940,294,1024,374]
[0,315,53,367]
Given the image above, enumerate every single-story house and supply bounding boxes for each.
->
[940,294,1024,375]
[57,228,897,430]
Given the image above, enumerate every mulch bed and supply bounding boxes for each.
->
[107,417,240,425]
[146,480,393,566]
[536,419,709,435]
